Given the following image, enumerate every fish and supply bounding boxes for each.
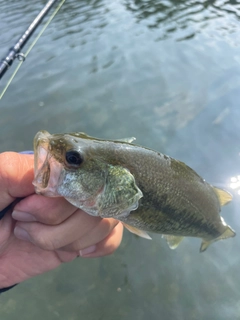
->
[33,130,236,252]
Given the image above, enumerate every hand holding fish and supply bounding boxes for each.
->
[0,152,123,289]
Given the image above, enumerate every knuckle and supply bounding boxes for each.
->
[0,154,13,187]
[35,235,53,250]
[102,243,118,256]
[106,245,116,255]
[31,227,56,250]
[23,195,64,225]
[62,241,83,252]
[44,211,62,225]
[100,219,119,236]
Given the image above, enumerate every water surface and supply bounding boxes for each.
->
[1,0,240,319]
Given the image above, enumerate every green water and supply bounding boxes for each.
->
[1,0,240,319]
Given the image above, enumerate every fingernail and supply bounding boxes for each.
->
[12,210,36,222]
[14,226,32,242]
[79,245,96,257]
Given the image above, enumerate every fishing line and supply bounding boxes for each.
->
[0,0,66,100]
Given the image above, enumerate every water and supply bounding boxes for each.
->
[0,0,240,319]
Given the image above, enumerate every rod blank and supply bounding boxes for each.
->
[0,0,59,80]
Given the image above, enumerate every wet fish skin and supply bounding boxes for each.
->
[33,131,235,252]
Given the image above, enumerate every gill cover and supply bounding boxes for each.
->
[97,165,143,218]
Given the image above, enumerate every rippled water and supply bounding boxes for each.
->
[1,0,240,319]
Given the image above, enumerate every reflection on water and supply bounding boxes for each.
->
[0,0,240,319]
[124,0,240,42]
[230,175,240,195]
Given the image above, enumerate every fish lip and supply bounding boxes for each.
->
[33,131,51,175]
[33,132,63,197]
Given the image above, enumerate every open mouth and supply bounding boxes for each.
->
[33,144,50,190]
[33,132,63,197]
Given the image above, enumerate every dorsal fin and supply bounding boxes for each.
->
[213,187,233,206]
[115,137,136,143]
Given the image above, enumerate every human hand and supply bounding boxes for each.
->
[0,152,123,289]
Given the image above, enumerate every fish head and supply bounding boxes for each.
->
[33,130,108,214]
[33,130,143,218]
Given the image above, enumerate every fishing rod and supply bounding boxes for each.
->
[0,0,60,79]
[0,0,65,98]
[0,0,65,219]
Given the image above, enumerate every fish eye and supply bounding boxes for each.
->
[65,150,83,166]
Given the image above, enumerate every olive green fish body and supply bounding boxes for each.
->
[87,141,227,240]
[33,131,235,252]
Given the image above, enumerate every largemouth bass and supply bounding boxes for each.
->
[33,130,235,252]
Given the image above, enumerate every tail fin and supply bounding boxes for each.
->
[200,225,236,252]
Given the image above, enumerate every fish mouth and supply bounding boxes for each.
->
[33,131,63,197]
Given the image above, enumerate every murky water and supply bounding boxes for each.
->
[1,0,240,319]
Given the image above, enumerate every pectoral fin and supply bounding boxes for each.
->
[200,225,236,252]
[122,223,152,240]
[213,187,233,206]
[114,202,140,219]
[162,235,184,250]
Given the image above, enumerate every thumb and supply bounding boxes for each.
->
[0,152,34,210]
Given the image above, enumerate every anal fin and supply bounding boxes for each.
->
[162,235,184,250]
[122,222,152,240]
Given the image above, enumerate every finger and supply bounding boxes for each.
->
[55,223,123,260]
[0,211,16,248]
[12,194,78,225]
[0,153,34,210]
[54,251,78,263]
[59,219,120,252]
[14,210,118,251]
[80,222,124,258]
